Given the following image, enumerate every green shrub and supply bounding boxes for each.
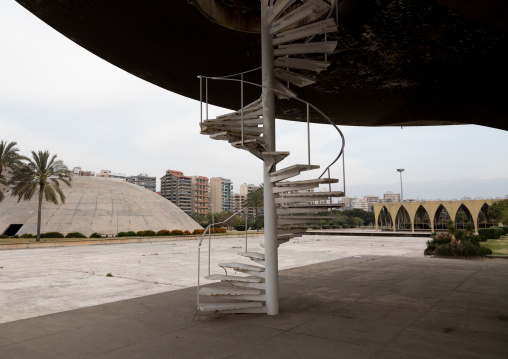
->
[490,227,507,236]
[500,226,508,234]
[65,232,86,238]
[0,234,8,239]
[118,231,137,237]
[157,229,171,236]
[11,235,19,238]
[342,225,348,229]
[171,229,184,236]
[478,228,502,239]
[89,233,101,238]
[234,225,246,231]
[137,230,156,237]
[40,232,64,238]
[435,244,453,256]
[20,233,34,238]
[431,232,453,245]
[349,225,355,228]
[322,225,330,229]
[479,247,493,256]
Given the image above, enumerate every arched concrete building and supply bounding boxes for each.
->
[373,199,499,234]
[0,176,202,237]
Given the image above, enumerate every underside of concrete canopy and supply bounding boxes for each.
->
[15,0,508,130]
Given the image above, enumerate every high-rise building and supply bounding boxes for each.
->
[160,170,192,213]
[210,177,234,212]
[233,193,245,212]
[382,191,400,203]
[126,173,156,192]
[239,183,261,216]
[190,176,209,215]
[365,195,380,212]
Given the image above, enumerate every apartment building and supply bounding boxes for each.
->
[96,170,126,180]
[190,176,209,215]
[239,183,262,216]
[382,191,400,203]
[160,170,192,213]
[210,177,234,212]
[72,167,95,177]
[233,193,245,212]
[126,173,156,192]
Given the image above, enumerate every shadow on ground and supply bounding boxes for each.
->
[1,255,507,358]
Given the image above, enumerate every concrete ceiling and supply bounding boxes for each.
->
[15,0,508,131]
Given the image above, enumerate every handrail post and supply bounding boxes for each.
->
[241,73,244,146]
[245,207,248,252]
[325,33,328,62]
[199,76,203,124]
[197,247,200,308]
[342,148,346,195]
[206,77,209,121]
[307,103,310,167]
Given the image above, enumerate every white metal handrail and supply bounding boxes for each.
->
[197,75,346,195]
[197,207,251,308]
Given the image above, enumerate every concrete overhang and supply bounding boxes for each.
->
[14,0,508,131]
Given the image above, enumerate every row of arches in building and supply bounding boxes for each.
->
[373,200,499,234]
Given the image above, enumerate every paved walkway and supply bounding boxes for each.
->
[1,254,507,358]
[0,235,428,323]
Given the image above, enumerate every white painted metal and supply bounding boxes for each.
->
[219,262,265,272]
[270,164,319,182]
[274,41,338,56]
[267,0,297,24]
[238,252,265,260]
[273,18,337,45]
[199,302,262,312]
[270,0,330,35]
[274,57,331,73]
[278,190,344,198]
[228,281,266,290]
[273,79,298,99]
[261,4,279,316]
[274,68,316,87]
[205,274,263,283]
[199,287,260,296]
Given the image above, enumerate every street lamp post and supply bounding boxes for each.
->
[397,169,405,202]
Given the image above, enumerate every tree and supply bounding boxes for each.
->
[488,200,508,225]
[0,140,22,202]
[11,150,72,241]
[245,187,263,231]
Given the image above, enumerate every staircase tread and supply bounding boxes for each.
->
[278,191,344,197]
[272,164,319,176]
[278,203,343,208]
[275,178,338,186]
[238,252,265,260]
[199,302,262,312]
[219,262,265,272]
[205,274,263,283]
[199,287,261,296]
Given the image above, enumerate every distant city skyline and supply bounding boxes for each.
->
[1,2,507,200]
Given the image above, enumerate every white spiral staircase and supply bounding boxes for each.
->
[196,0,345,315]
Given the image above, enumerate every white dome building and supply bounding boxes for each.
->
[0,176,202,237]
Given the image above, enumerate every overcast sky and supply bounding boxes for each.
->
[1,1,507,198]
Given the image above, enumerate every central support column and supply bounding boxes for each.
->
[261,3,279,315]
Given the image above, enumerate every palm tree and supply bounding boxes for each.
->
[11,150,72,241]
[0,140,22,202]
[244,187,264,231]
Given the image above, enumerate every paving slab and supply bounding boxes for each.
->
[1,236,508,358]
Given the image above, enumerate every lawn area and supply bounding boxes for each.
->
[482,235,508,255]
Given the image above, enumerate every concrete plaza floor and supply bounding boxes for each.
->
[1,236,507,358]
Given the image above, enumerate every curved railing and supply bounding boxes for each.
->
[198,73,346,194]
[196,207,251,308]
